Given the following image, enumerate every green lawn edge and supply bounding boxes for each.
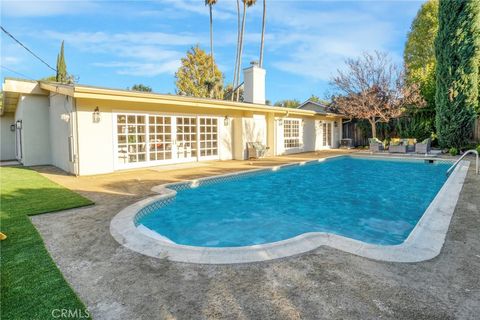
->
[1,167,94,320]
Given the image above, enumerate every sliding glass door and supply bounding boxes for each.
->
[115,113,219,168]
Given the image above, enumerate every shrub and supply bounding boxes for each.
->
[477,145,480,154]
[435,1,479,148]
[449,147,458,156]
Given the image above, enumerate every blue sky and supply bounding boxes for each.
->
[1,0,422,103]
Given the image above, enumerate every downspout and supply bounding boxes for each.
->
[72,96,80,176]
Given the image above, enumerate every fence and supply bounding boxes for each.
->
[342,121,369,147]
[474,118,480,142]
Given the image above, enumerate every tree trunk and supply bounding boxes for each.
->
[209,4,214,75]
[370,118,377,138]
[236,2,247,102]
[259,0,266,68]
[231,0,241,101]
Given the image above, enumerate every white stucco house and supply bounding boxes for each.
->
[0,65,343,176]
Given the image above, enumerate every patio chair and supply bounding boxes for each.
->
[389,138,408,153]
[369,138,384,153]
[247,142,269,159]
[415,138,431,155]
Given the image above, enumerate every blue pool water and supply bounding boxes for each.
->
[138,156,450,247]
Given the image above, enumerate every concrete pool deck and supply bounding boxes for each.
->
[30,150,480,319]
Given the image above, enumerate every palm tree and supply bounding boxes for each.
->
[231,0,241,101]
[234,0,256,101]
[205,0,217,75]
[259,0,266,68]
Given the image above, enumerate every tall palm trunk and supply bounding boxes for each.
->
[235,1,247,101]
[259,0,266,68]
[232,0,241,101]
[209,4,214,75]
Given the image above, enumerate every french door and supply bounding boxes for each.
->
[323,122,332,147]
[199,117,218,159]
[115,113,219,168]
[176,116,198,161]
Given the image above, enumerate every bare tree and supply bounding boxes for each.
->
[331,51,424,138]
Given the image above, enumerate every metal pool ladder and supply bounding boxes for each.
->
[446,149,479,176]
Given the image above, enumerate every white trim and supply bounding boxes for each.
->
[110,155,467,264]
[283,118,302,150]
[112,112,220,170]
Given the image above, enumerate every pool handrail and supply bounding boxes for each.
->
[446,149,479,176]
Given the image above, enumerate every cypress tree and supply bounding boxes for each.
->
[56,41,67,83]
[435,0,479,148]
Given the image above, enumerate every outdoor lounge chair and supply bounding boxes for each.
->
[369,138,384,152]
[389,138,408,153]
[415,138,431,155]
[247,142,269,159]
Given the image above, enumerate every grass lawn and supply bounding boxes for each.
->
[1,167,94,319]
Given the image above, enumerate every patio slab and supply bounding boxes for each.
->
[30,151,480,319]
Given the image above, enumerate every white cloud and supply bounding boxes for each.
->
[2,56,21,65]
[39,30,203,76]
[264,2,401,81]
[1,0,97,17]
[43,31,203,48]
[160,0,236,20]
[93,61,180,76]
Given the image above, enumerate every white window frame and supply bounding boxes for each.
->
[113,111,220,170]
[322,122,333,147]
[198,116,219,160]
[283,118,302,150]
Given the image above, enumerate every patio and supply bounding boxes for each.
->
[30,151,480,319]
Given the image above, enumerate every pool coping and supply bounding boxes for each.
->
[110,155,469,264]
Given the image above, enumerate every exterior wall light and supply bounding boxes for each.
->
[16,120,22,130]
[92,107,101,123]
[224,115,230,126]
[10,124,15,132]
[61,113,70,122]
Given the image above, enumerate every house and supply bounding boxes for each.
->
[0,65,343,176]
[297,100,339,149]
[297,100,329,114]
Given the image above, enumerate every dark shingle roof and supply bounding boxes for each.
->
[297,100,328,114]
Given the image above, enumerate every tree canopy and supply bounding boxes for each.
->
[404,0,438,109]
[435,0,479,148]
[308,95,329,105]
[129,84,152,92]
[223,84,244,102]
[175,45,224,99]
[331,51,424,138]
[56,41,68,83]
[274,99,300,108]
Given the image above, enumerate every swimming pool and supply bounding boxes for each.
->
[111,155,469,263]
[136,156,450,247]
